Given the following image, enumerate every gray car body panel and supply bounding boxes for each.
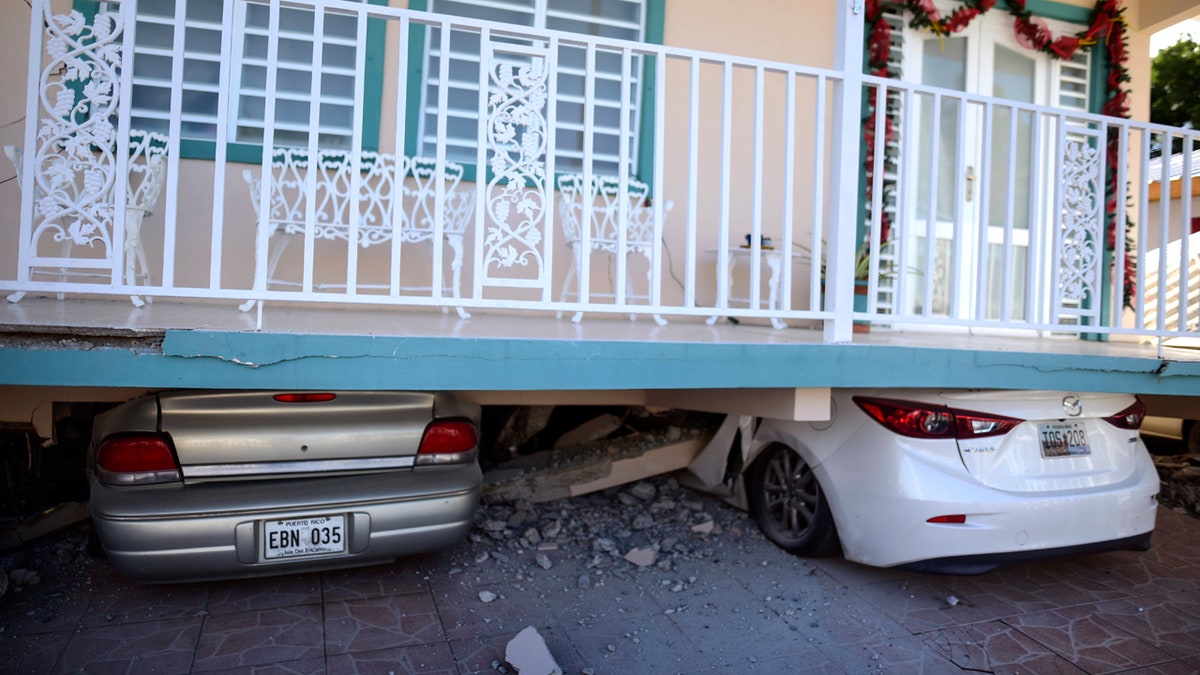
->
[88,390,482,583]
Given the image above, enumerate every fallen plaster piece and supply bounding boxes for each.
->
[690,520,714,534]
[624,546,657,567]
[505,626,562,675]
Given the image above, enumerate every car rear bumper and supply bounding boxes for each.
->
[90,466,481,583]
[895,532,1153,575]
[820,450,1160,570]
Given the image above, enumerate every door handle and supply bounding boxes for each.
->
[966,165,976,202]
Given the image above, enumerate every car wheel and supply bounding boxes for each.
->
[1186,420,1200,455]
[748,444,840,556]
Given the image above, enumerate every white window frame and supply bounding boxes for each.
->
[418,0,648,177]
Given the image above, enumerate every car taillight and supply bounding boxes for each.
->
[853,397,1021,440]
[273,393,337,403]
[96,434,181,486]
[416,420,478,466]
[1103,399,1146,430]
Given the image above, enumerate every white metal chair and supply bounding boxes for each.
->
[5,131,168,306]
[240,149,475,317]
[556,173,672,325]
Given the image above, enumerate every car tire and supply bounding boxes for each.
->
[1186,420,1200,455]
[748,444,840,556]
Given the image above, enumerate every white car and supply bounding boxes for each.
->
[739,389,1159,574]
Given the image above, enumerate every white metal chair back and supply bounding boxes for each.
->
[556,174,656,252]
[6,130,168,306]
[244,150,468,248]
[240,149,474,316]
[555,173,672,324]
[126,130,169,218]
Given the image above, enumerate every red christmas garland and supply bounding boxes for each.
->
[863,0,1136,307]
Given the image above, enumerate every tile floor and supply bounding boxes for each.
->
[2,492,1198,674]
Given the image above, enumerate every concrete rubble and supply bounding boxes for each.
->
[457,472,768,671]
[1152,453,1200,517]
[483,429,714,504]
[504,626,563,675]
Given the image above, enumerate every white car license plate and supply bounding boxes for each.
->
[263,515,346,560]
[1038,422,1090,458]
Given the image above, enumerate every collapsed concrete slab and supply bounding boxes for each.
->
[483,430,711,504]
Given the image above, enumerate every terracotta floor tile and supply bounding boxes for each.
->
[199,656,327,674]
[661,593,829,666]
[548,571,667,627]
[817,633,961,675]
[326,641,458,674]
[805,555,922,588]
[0,577,97,635]
[204,574,323,615]
[447,632,511,674]
[1005,604,1175,674]
[0,630,72,673]
[192,604,325,671]
[55,617,202,674]
[858,575,1019,633]
[81,579,209,627]
[777,591,910,647]
[563,612,716,673]
[321,558,432,602]
[923,620,1085,674]
[325,593,445,656]
[1093,595,1200,659]
[992,562,1116,608]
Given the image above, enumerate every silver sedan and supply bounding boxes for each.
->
[88,390,482,583]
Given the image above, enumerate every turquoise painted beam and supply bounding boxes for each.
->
[2,330,1200,396]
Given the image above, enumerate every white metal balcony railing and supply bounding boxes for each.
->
[5,0,1200,344]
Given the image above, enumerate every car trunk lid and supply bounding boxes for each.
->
[157,391,435,481]
[937,390,1144,492]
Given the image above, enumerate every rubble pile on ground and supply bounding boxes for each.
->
[0,524,93,603]
[456,473,758,591]
[1153,453,1200,517]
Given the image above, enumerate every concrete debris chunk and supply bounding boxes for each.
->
[534,553,553,570]
[521,527,542,546]
[593,537,617,554]
[623,546,656,567]
[631,513,656,530]
[539,519,562,539]
[946,595,960,607]
[691,520,715,534]
[629,481,657,502]
[616,493,641,507]
[505,625,562,675]
[479,590,499,603]
[8,569,40,587]
[553,413,623,449]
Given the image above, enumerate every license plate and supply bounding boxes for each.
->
[1038,422,1090,458]
[263,515,346,560]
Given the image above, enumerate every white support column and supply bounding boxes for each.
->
[825,0,866,343]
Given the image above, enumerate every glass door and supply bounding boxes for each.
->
[899,9,1058,321]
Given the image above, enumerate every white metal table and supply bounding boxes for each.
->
[706,246,787,330]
